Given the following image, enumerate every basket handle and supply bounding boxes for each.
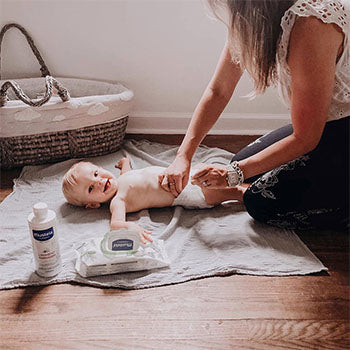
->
[0,23,51,80]
[0,23,71,107]
[0,75,70,107]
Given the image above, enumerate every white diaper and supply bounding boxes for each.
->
[172,171,214,209]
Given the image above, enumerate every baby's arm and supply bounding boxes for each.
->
[110,197,127,229]
[115,156,132,175]
[110,196,152,244]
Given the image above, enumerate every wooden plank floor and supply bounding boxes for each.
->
[0,134,349,350]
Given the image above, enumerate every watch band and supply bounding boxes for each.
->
[226,161,244,187]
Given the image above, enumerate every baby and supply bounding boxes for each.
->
[62,157,236,243]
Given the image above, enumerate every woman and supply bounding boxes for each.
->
[159,0,349,230]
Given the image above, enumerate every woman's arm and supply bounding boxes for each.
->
[238,16,343,180]
[177,40,243,161]
[160,40,243,196]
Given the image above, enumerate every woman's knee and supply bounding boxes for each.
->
[243,189,306,229]
[243,186,349,231]
[243,187,274,224]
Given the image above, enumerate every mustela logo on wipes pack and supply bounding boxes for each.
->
[112,239,133,251]
[101,229,140,255]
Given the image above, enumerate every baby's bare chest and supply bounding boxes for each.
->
[117,168,175,212]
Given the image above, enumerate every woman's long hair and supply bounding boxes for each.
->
[207,0,294,94]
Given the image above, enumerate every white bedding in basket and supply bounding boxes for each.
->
[0,78,133,137]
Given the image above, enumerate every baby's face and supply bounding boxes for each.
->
[73,162,118,207]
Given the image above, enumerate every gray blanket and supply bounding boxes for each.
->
[0,140,327,289]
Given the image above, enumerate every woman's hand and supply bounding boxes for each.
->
[158,155,191,197]
[191,164,228,189]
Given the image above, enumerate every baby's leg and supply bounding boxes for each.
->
[201,184,250,206]
[115,156,133,175]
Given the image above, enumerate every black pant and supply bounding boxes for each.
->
[232,116,350,231]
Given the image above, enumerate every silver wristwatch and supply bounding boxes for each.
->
[226,161,244,187]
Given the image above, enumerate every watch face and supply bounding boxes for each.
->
[227,171,238,187]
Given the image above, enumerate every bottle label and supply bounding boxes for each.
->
[33,227,54,241]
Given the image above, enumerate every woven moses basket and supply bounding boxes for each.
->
[0,24,132,169]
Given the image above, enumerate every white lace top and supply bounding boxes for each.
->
[277,0,350,121]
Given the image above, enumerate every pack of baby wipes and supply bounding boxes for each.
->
[75,229,170,278]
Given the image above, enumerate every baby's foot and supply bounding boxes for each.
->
[115,156,131,169]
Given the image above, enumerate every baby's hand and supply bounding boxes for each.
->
[125,222,153,244]
[115,156,131,170]
[110,220,152,244]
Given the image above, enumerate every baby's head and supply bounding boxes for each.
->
[62,161,118,208]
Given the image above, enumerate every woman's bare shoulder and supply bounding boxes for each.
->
[292,15,344,44]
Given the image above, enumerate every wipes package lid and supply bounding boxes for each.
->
[101,229,140,255]
[75,230,170,278]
